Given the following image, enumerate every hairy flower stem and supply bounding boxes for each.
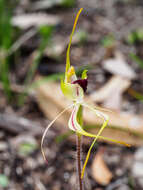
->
[76,105,84,190]
[76,134,83,190]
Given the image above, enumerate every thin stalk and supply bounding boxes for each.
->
[76,105,84,190]
[76,134,83,190]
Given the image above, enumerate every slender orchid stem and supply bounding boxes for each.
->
[76,105,84,190]
[76,134,83,190]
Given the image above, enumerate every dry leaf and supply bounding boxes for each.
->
[103,88,122,110]
[90,75,131,110]
[102,51,136,79]
[91,148,113,185]
[12,13,60,29]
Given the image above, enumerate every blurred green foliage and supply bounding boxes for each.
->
[127,29,143,44]
[18,25,54,105]
[101,35,115,48]
[19,142,37,156]
[60,0,76,8]
[25,25,54,84]
[130,53,143,69]
[0,0,14,101]
[0,0,55,104]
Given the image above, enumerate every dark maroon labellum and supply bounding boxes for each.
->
[72,79,88,92]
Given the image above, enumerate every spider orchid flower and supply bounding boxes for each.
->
[41,8,130,179]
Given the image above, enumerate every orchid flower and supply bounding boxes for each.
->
[41,8,130,179]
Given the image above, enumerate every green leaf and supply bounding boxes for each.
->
[0,174,9,188]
